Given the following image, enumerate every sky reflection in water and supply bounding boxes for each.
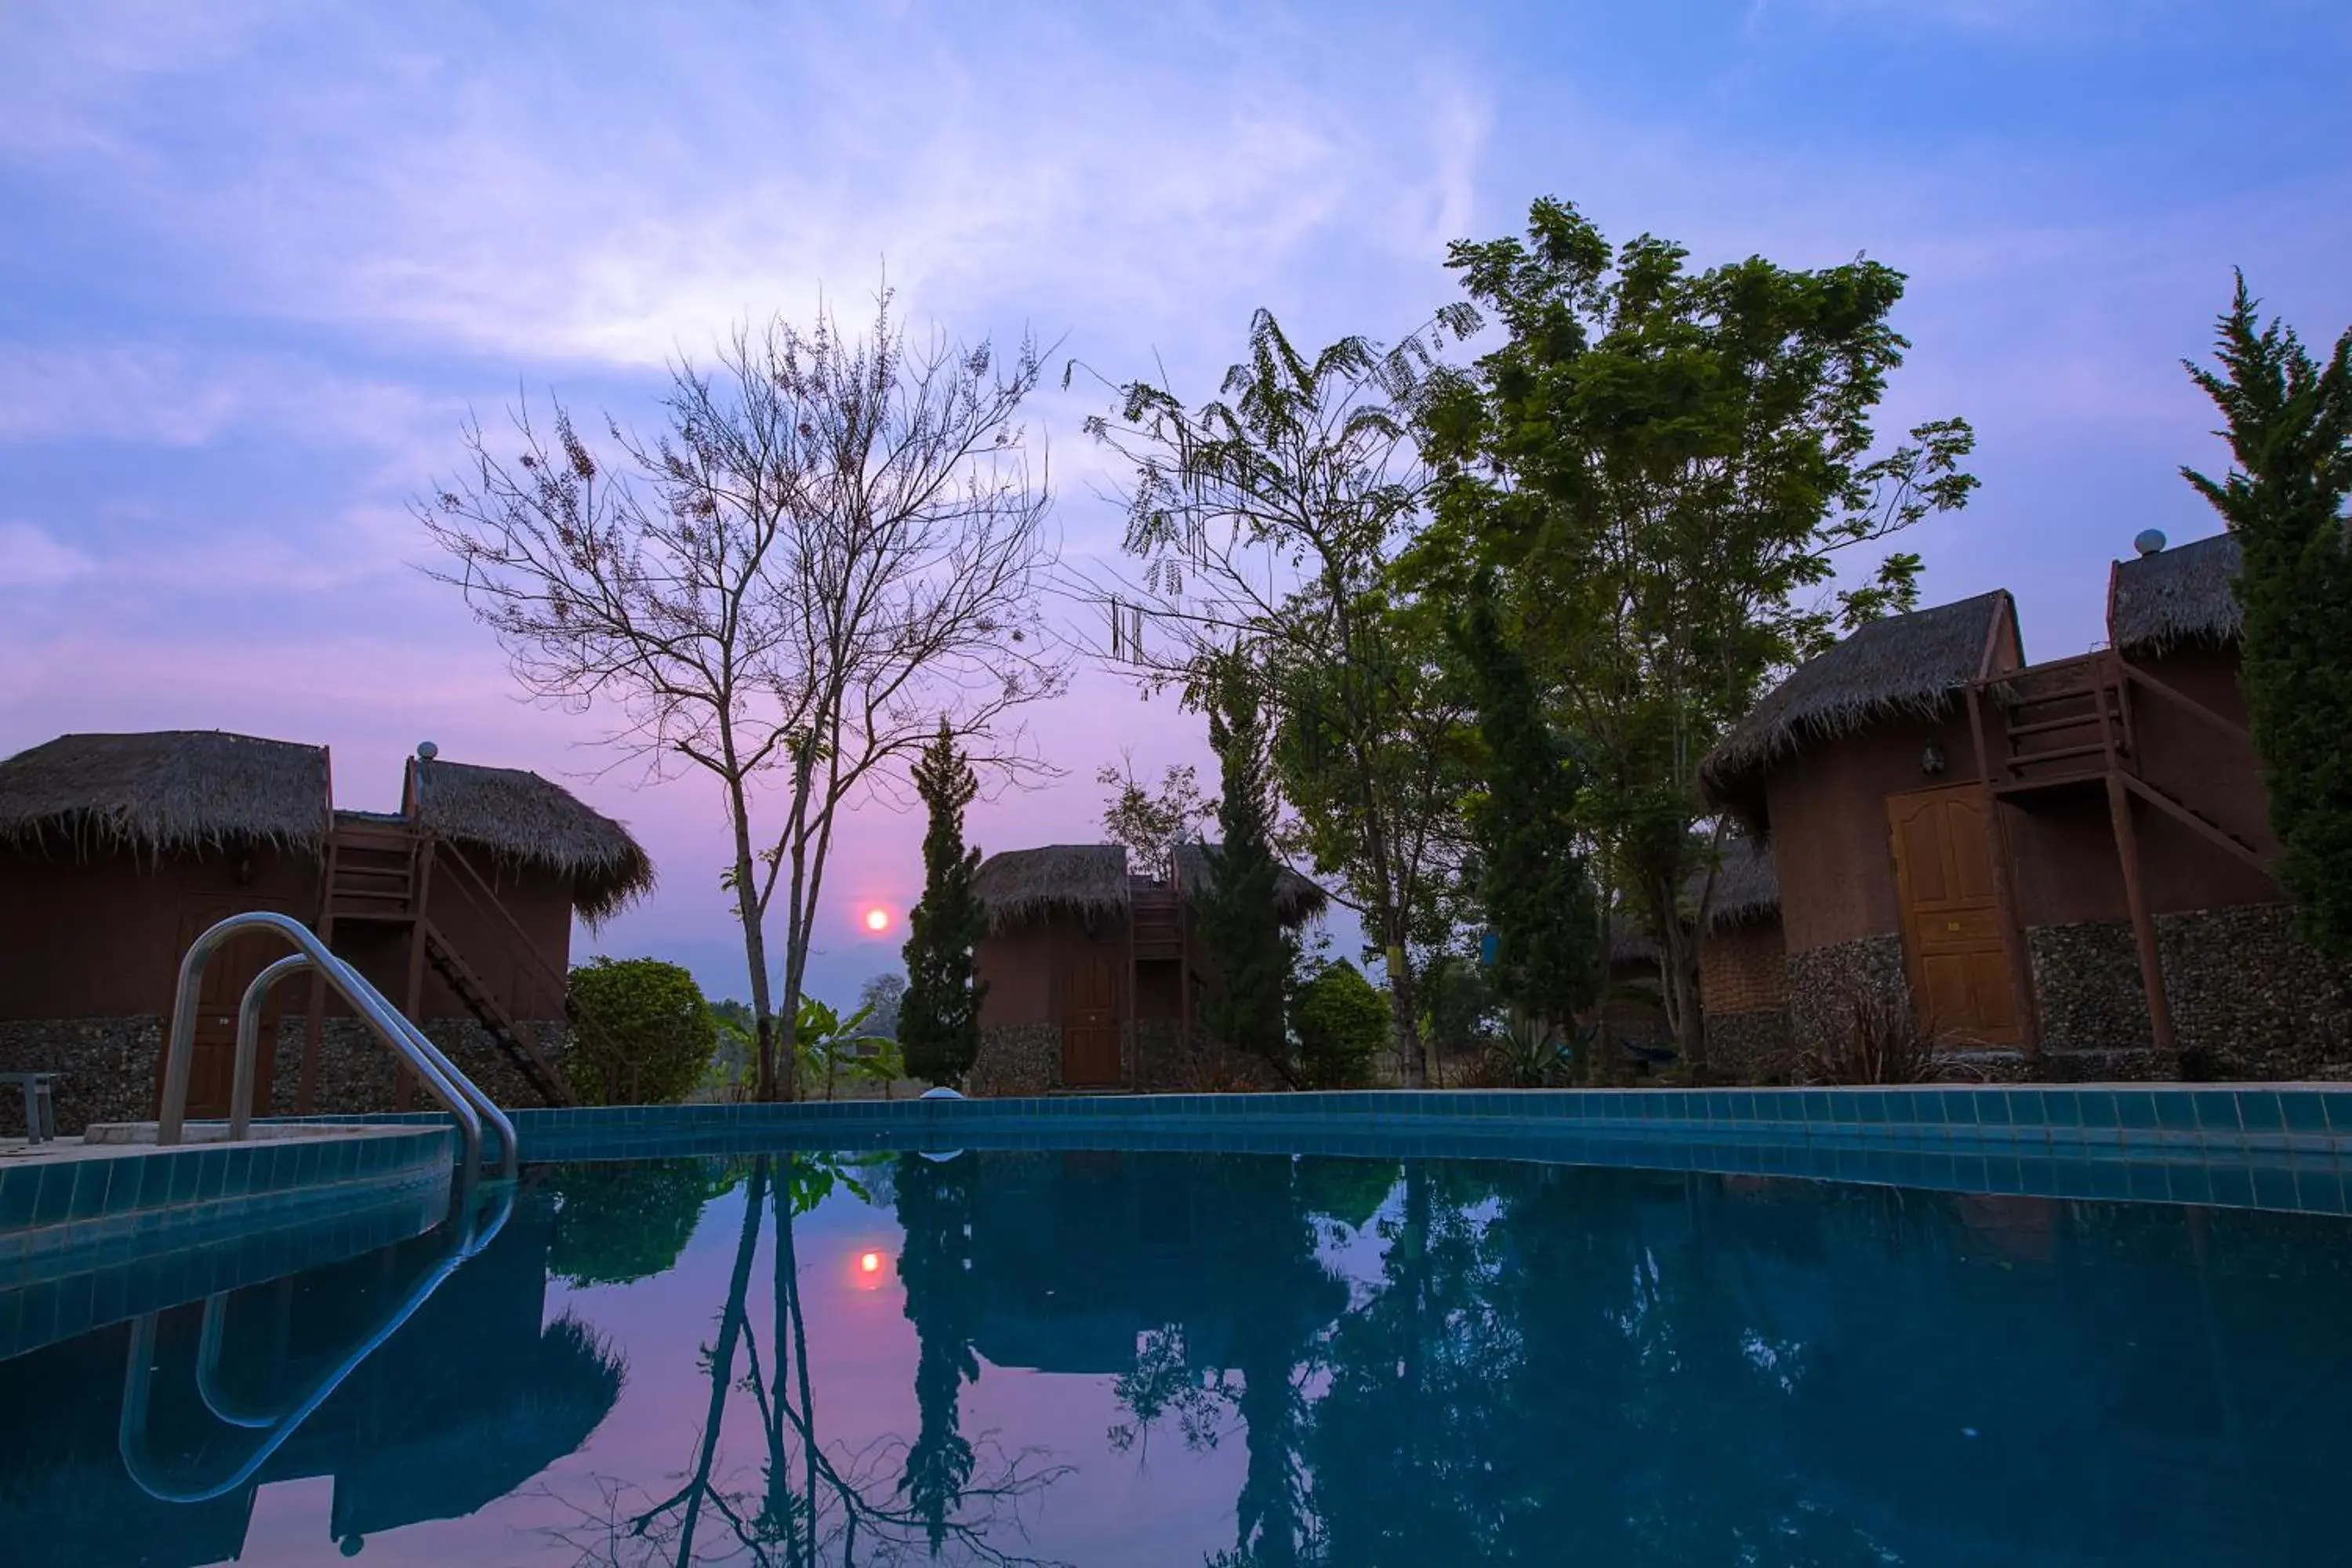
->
[5,1149,2350,1566]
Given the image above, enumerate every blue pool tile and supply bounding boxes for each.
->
[2190,1091,2241,1138]
[1975,1092,2013,1127]
[31,1164,74,1227]
[2112,1091,2158,1131]
[1940,1091,1980,1128]
[67,1160,114,1221]
[2321,1093,2352,1138]
[2235,1091,2285,1134]
[2167,1163,2216,1206]
[2296,1171,2348,1214]
[2078,1094,2120,1132]
[2281,1094,2328,1136]
[2208,1165,2256,1209]
[0,1169,34,1229]
[2083,1160,2132,1200]
[2125,1163,2172,1202]
[2038,1091,2082,1130]
[2151,1092,2198,1134]
[2250,1165,2299,1211]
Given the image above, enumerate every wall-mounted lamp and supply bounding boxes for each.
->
[1920,743,1947,777]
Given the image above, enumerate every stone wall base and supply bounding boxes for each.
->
[0,1013,568,1136]
[2027,905,2352,1081]
[1784,934,1911,1067]
[1708,1009,1793,1084]
[971,1023,1059,1098]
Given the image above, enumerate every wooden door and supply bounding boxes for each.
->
[159,901,289,1122]
[1060,956,1123,1087]
[1886,786,2021,1046]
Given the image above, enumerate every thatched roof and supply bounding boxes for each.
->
[972,842,1329,933]
[1700,591,2011,828]
[407,757,653,923]
[1689,836,1780,931]
[972,844,1132,932]
[0,729,330,858]
[2110,531,2242,655]
[1174,842,1330,927]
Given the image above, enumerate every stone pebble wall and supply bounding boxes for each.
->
[1783,933,1911,1066]
[2028,906,2352,1082]
[0,1014,568,1136]
[1708,1009,1793,1083]
[0,1017,165,1135]
[970,1023,1059,1097]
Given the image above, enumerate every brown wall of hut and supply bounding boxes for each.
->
[0,841,319,1020]
[1763,709,1988,953]
[975,913,1134,1029]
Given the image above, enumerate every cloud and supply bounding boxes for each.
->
[0,521,96,588]
[2,6,1495,372]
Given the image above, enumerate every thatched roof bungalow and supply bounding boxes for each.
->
[969,841,1327,1095]
[0,729,652,1132]
[1690,529,2309,1082]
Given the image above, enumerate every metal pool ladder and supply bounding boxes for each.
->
[158,909,517,1183]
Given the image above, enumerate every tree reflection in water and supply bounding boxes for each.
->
[545,1153,1069,1567]
[532,1149,2352,1568]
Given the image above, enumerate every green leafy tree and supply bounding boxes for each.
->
[548,1158,738,1287]
[1200,655,1298,1076]
[563,956,719,1105]
[1452,575,1599,1036]
[1291,960,1391,1089]
[1096,754,1211,880]
[1073,307,1482,1087]
[900,721,988,1087]
[1412,197,1977,1076]
[2183,275,2352,960]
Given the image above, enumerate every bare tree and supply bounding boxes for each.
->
[420,290,1065,1098]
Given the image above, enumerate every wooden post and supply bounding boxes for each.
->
[2106,773,2177,1057]
[394,836,434,1112]
[302,835,334,1115]
[1965,683,2042,1054]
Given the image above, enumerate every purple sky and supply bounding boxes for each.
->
[4,1,2348,1007]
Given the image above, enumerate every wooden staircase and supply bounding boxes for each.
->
[1130,881,1185,961]
[419,919,569,1105]
[318,820,575,1107]
[1979,652,2274,873]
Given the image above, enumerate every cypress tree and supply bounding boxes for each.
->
[1199,658,1296,1074]
[1453,576,1599,1032]
[901,721,988,1087]
[2183,276,2352,960]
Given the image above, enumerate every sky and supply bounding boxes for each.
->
[4,0,2350,1009]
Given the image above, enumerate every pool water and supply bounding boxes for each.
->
[6,1149,2350,1566]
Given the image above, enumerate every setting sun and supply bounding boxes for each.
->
[862,906,891,935]
[860,1250,881,1273]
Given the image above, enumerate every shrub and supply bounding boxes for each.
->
[565,956,718,1106]
[1793,985,1986,1087]
[1291,960,1389,1089]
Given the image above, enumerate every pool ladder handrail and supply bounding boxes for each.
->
[118,1178,515,1504]
[158,910,517,1183]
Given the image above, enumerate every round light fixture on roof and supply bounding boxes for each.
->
[2133,529,2167,557]
[416,741,439,760]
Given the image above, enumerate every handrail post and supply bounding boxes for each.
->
[229,954,311,1141]
[162,911,495,1180]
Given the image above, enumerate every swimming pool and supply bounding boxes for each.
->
[5,1138,2348,1566]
